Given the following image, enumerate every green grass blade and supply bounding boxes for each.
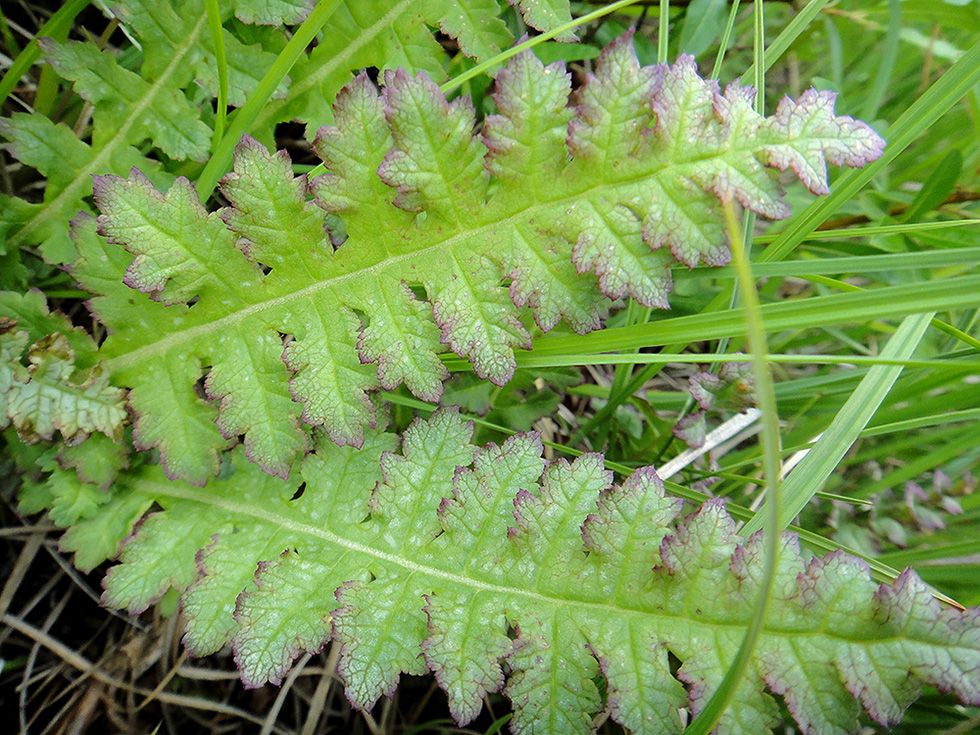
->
[683,193,781,733]
[0,0,90,107]
[860,0,901,121]
[740,312,934,536]
[791,273,980,352]
[864,408,980,437]
[741,0,831,81]
[559,263,976,444]
[658,0,670,63]
[0,6,21,56]
[900,150,964,223]
[450,353,980,371]
[880,540,980,568]
[564,291,739,447]
[710,0,742,78]
[204,0,228,146]
[753,218,980,243]
[855,422,980,500]
[602,301,652,446]
[685,243,980,278]
[531,274,980,355]
[195,0,343,199]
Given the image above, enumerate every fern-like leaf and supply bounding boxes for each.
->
[2,317,126,446]
[0,0,290,263]
[508,0,575,42]
[80,35,883,484]
[3,0,543,265]
[90,409,979,735]
[232,0,315,25]
[0,322,27,426]
[248,0,568,136]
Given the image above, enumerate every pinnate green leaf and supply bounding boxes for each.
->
[91,409,979,735]
[3,331,126,446]
[0,113,161,263]
[425,0,513,62]
[109,0,287,106]
[0,0,285,260]
[1,323,29,429]
[41,467,110,527]
[41,38,212,162]
[55,432,130,490]
[0,289,99,367]
[267,0,553,134]
[233,0,315,25]
[127,359,232,485]
[17,461,153,573]
[0,0,622,264]
[60,485,154,573]
[763,89,887,195]
[508,0,575,41]
[84,34,882,484]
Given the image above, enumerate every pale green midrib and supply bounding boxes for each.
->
[142,479,943,647]
[101,146,798,373]
[250,0,416,134]
[9,15,208,249]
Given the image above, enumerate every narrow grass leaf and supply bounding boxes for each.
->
[687,244,980,279]
[204,0,228,146]
[856,422,980,500]
[753,219,980,243]
[709,0,741,78]
[658,0,669,63]
[683,192,781,732]
[0,0,89,107]
[860,0,901,121]
[532,275,980,355]
[741,312,934,536]
[864,408,980,437]
[741,0,831,81]
[900,149,964,223]
[444,353,980,372]
[195,0,344,198]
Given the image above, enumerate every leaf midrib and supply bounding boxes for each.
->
[142,477,942,648]
[101,150,764,372]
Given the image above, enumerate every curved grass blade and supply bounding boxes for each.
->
[740,312,934,536]
[741,0,832,81]
[531,275,980,355]
[204,0,227,146]
[682,68,782,735]
[195,0,343,198]
[0,0,89,107]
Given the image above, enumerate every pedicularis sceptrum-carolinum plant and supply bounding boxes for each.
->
[2,2,979,734]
